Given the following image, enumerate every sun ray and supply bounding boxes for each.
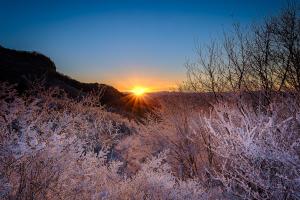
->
[130,86,148,96]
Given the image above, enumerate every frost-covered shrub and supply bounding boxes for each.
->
[1,82,299,199]
[191,98,300,199]
[131,94,300,199]
[95,151,206,200]
[0,83,133,199]
[0,83,208,199]
[128,96,213,181]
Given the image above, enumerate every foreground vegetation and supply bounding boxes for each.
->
[0,82,299,199]
[1,4,300,200]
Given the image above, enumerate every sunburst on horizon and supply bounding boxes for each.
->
[130,86,149,96]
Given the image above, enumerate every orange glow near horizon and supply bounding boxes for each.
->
[130,86,149,96]
[121,86,151,112]
[73,71,183,92]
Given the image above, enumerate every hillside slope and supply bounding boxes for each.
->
[0,45,134,116]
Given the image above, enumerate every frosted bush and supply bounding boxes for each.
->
[98,151,206,200]
[132,94,300,199]
[191,99,300,199]
[0,83,208,199]
[1,82,299,199]
[0,83,131,199]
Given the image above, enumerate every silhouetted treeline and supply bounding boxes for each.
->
[185,3,300,103]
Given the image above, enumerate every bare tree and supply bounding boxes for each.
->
[185,4,300,102]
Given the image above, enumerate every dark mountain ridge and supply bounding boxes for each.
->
[0,45,143,117]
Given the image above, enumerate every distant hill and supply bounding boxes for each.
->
[0,45,148,118]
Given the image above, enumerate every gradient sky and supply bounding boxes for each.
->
[0,0,286,91]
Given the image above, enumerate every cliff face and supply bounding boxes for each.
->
[0,46,56,84]
[0,45,132,115]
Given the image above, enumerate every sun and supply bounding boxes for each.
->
[131,86,148,96]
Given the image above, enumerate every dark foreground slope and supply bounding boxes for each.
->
[0,45,151,118]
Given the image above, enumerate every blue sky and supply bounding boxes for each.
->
[0,0,286,91]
